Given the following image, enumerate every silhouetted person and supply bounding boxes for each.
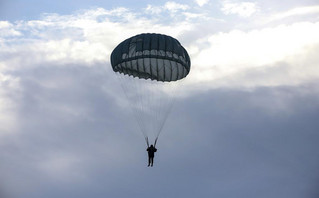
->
[147,144,157,167]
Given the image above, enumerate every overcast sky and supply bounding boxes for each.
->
[1,0,319,198]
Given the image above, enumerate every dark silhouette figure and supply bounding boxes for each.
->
[147,145,157,167]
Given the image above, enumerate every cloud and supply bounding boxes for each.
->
[1,60,319,198]
[145,1,211,21]
[0,63,137,197]
[4,71,319,198]
[189,21,319,90]
[195,0,209,7]
[0,9,196,72]
[265,5,319,23]
[145,4,163,14]
[221,1,258,17]
[164,1,189,12]
[0,3,319,198]
[145,1,189,14]
[0,73,19,136]
[0,21,21,37]
[1,6,319,95]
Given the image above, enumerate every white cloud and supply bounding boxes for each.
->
[1,5,319,94]
[164,1,189,12]
[265,5,319,23]
[145,1,189,14]
[183,11,216,21]
[195,0,209,7]
[145,4,163,14]
[221,1,258,18]
[189,21,319,89]
[0,8,194,72]
[0,21,22,37]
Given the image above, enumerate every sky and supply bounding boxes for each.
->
[1,0,319,198]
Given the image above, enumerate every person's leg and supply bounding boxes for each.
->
[151,157,154,166]
[148,157,151,166]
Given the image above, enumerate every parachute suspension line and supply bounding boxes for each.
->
[146,137,149,147]
[153,59,175,139]
[134,75,149,140]
[142,78,160,144]
[151,79,159,142]
[158,77,185,139]
[117,74,148,140]
[154,137,158,147]
[140,77,150,141]
[155,59,173,140]
[149,79,169,143]
[153,79,178,140]
[141,77,150,139]
[155,91,175,140]
[118,72,184,146]
[154,81,164,140]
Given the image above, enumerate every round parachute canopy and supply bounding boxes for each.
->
[110,33,191,82]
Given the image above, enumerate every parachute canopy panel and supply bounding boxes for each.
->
[111,33,191,82]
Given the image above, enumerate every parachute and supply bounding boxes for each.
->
[110,33,191,146]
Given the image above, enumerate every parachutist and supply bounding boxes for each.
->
[147,145,157,167]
